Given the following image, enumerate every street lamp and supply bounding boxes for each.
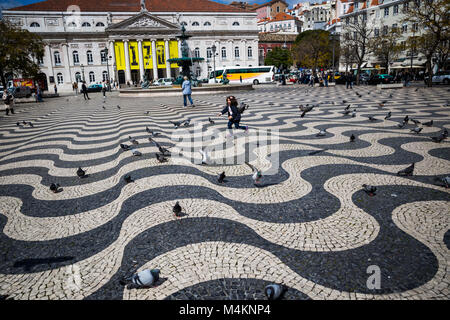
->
[104,48,110,91]
[331,31,336,83]
[80,64,85,82]
[212,44,217,83]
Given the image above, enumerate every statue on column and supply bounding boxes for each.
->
[140,0,147,12]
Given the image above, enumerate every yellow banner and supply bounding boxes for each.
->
[169,40,179,68]
[114,42,125,71]
[128,41,139,70]
[142,41,153,69]
[156,41,166,68]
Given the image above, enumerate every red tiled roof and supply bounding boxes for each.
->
[269,12,295,22]
[370,0,379,6]
[253,0,288,10]
[7,0,249,12]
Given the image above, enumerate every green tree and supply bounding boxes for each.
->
[402,0,450,87]
[0,20,45,87]
[371,26,403,72]
[291,30,332,75]
[264,47,293,71]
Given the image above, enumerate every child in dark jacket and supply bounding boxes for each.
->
[217,96,248,137]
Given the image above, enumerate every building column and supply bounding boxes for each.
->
[63,43,73,84]
[151,39,158,80]
[123,39,132,83]
[109,40,116,82]
[178,40,182,73]
[138,39,145,81]
[164,38,171,78]
[46,45,55,85]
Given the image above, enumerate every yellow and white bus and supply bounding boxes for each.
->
[209,66,275,85]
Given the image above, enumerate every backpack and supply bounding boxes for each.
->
[238,103,249,114]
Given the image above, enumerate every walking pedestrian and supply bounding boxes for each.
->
[36,85,43,102]
[2,90,15,115]
[102,80,107,101]
[324,72,329,87]
[81,81,90,100]
[309,74,314,87]
[346,73,353,89]
[54,84,57,95]
[217,95,248,138]
[73,82,78,95]
[181,76,195,107]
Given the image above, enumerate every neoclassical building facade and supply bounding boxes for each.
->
[2,0,259,91]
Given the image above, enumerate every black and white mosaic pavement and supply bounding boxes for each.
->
[0,84,449,300]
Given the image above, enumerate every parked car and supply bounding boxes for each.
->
[368,74,393,85]
[87,84,103,92]
[8,86,32,98]
[425,71,450,84]
[359,73,370,83]
[153,78,174,86]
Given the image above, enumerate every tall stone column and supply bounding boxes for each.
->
[178,40,182,73]
[151,39,158,80]
[63,43,73,83]
[46,45,55,84]
[109,40,116,82]
[138,39,145,81]
[123,40,132,83]
[164,38,171,78]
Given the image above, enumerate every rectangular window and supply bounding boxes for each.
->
[374,28,379,36]
[384,7,389,16]
[393,4,399,15]
[402,24,407,33]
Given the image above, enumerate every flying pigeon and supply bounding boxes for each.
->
[155,153,168,163]
[218,171,226,183]
[49,183,60,193]
[124,175,134,183]
[120,143,131,151]
[410,127,423,134]
[422,120,433,127]
[76,167,86,178]
[120,269,160,288]
[300,105,314,118]
[434,176,450,188]
[316,129,327,137]
[129,136,139,145]
[397,163,415,176]
[350,134,355,142]
[265,284,286,300]
[362,184,377,196]
[131,149,142,156]
[199,149,210,164]
[208,117,215,125]
[384,112,391,120]
[173,201,182,218]
[245,161,262,184]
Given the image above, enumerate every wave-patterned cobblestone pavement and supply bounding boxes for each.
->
[0,85,449,300]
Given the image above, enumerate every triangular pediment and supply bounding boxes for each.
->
[106,11,179,31]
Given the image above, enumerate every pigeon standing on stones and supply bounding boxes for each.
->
[411,119,421,125]
[403,115,409,124]
[316,129,327,137]
[16,122,20,126]
[155,153,168,163]
[117,105,121,110]
[173,201,182,218]
[218,171,226,183]
[208,117,215,125]
[131,149,142,156]
[434,176,450,188]
[410,127,423,134]
[431,135,445,143]
[77,167,86,178]
[245,162,262,185]
[129,136,139,145]
[120,143,131,151]
[50,183,60,193]
[351,109,356,117]
[124,175,134,183]
[149,138,170,156]
[265,284,286,300]
[362,184,377,196]
[397,121,407,128]
[422,120,433,127]
[384,111,391,120]
[169,120,183,129]
[120,269,160,287]
[350,134,356,142]
[29,122,34,127]
[368,115,378,122]
[397,163,415,176]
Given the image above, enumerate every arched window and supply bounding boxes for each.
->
[192,22,200,26]
[234,46,240,58]
[30,22,40,27]
[73,51,79,64]
[89,71,95,83]
[194,47,200,58]
[102,71,108,81]
[95,22,105,27]
[204,21,211,26]
[82,22,91,27]
[57,73,63,84]
[221,47,227,59]
[100,50,107,63]
[247,46,253,58]
[54,51,61,65]
[206,47,212,59]
[68,22,77,28]
[87,50,93,64]
[232,21,240,26]
[196,67,201,77]
[75,72,81,82]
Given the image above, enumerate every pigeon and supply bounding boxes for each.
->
[129,136,139,145]
[300,105,314,117]
[308,149,328,155]
[199,149,210,164]
[149,138,170,155]
[415,88,419,92]
[384,112,391,120]
[381,100,387,104]
[102,106,106,110]
[208,117,215,125]
[117,105,121,110]
[22,121,27,125]
[146,126,151,133]
[350,134,356,142]
[245,161,262,184]
[183,119,191,127]
[368,116,377,122]
[411,119,421,125]
[431,135,445,143]
[76,167,86,178]
[403,115,409,124]
[169,120,183,129]
[124,175,133,183]
[49,183,60,193]
[16,122,20,126]
[351,109,356,117]
[173,201,182,217]
[443,128,448,138]
[397,121,407,128]
[362,184,377,196]
[422,120,433,127]
[344,104,351,110]
[120,269,160,287]
[343,109,351,116]
[155,153,168,163]
[268,102,274,105]
[265,284,286,300]
[397,163,415,176]
[434,176,450,188]
[316,129,327,137]
[342,100,347,104]
[410,127,423,134]
[131,149,142,156]
[218,171,226,183]
[28,122,33,127]
[146,111,150,115]
[120,143,131,151]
